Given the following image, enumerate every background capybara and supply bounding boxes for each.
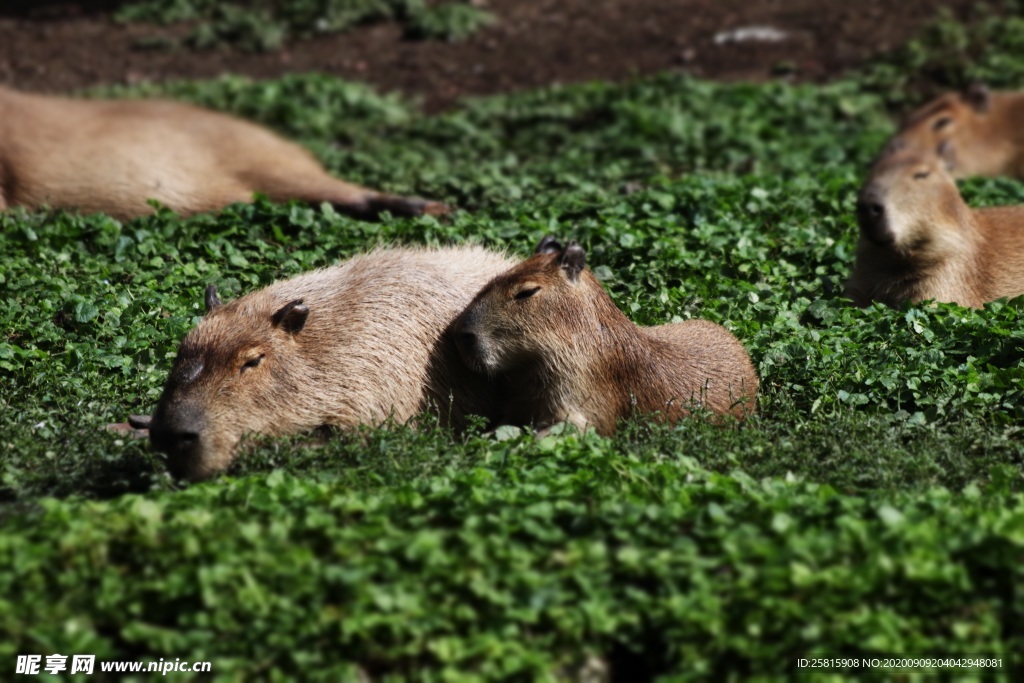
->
[453,237,759,434]
[149,245,515,481]
[0,86,449,220]
[877,84,1024,179]
[847,150,1024,308]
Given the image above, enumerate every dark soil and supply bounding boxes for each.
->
[0,1,987,110]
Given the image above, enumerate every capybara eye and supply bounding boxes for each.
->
[913,170,931,180]
[514,286,541,301]
[241,354,265,372]
[932,116,952,131]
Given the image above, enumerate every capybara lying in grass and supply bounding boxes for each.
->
[146,245,514,480]
[848,151,1024,308]
[0,86,449,221]
[452,237,759,434]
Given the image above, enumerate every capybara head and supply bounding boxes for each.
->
[856,151,968,259]
[150,285,311,481]
[879,83,996,176]
[454,236,595,375]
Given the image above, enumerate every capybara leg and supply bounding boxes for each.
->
[128,415,153,429]
[261,175,451,220]
[363,192,452,219]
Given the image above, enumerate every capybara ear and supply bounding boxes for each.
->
[938,140,957,170]
[964,82,991,113]
[560,241,586,282]
[205,284,222,313]
[272,299,309,334]
[536,236,563,254]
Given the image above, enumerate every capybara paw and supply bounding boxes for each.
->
[369,195,453,218]
[128,414,153,429]
[420,200,453,217]
[104,421,150,439]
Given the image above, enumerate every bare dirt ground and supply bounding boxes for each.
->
[0,1,985,111]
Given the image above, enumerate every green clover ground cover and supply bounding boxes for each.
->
[115,0,494,51]
[3,14,1024,678]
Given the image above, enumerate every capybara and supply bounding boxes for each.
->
[879,83,1024,179]
[847,150,1024,308]
[0,86,449,221]
[452,237,759,435]
[148,245,515,480]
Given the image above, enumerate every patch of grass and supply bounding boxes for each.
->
[97,72,892,208]
[864,0,1024,102]
[115,0,494,52]
[4,172,1024,505]
[1,463,1021,679]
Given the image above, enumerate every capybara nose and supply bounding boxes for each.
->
[150,425,200,458]
[158,431,202,480]
[149,404,206,479]
[174,430,200,449]
[856,188,892,246]
[456,331,480,362]
[858,198,884,223]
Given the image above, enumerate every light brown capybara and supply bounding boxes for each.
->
[451,237,759,435]
[847,150,1024,308]
[145,245,515,481]
[878,83,1024,179]
[0,86,449,221]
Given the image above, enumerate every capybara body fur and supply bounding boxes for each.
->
[847,151,1024,308]
[452,238,759,434]
[0,86,448,220]
[150,245,515,481]
[880,84,1024,179]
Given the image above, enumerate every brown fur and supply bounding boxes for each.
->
[451,238,759,435]
[880,84,1024,179]
[149,245,515,481]
[0,86,449,220]
[847,151,1024,308]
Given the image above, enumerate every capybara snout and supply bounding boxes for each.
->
[855,182,890,246]
[149,400,206,480]
[451,295,508,374]
[453,325,486,374]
